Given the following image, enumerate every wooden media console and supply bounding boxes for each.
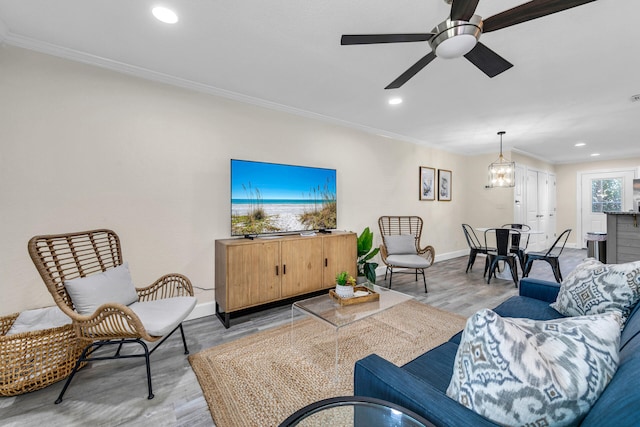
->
[215,231,357,328]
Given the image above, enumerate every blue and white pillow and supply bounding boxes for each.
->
[551,259,640,326]
[446,309,620,427]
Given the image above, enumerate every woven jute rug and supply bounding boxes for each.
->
[189,299,466,427]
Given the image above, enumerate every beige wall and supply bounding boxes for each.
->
[2,45,507,315]
[460,152,516,235]
[509,153,640,247]
[555,159,640,246]
[6,45,636,317]
[512,152,555,173]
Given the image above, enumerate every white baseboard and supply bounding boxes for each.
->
[435,249,469,262]
[187,301,216,321]
[192,245,585,321]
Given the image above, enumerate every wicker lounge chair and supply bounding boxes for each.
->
[28,229,196,403]
[378,216,435,292]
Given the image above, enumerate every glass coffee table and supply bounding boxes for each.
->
[278,396,435,427]
[291,284,413,381]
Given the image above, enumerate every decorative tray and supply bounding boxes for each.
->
[329,286,380,306]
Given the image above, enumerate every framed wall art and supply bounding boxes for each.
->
[419,166,436,201]
[438,169,452,201]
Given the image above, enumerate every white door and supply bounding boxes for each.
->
[579,170,636,248]
[537,171,549,249]
[526,169,543,250]
[513,164,526,225]
[548,173,557,243]
[522,168,556,251]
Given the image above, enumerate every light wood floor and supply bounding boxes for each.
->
[1,249,587,427]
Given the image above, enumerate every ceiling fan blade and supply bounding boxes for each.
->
[341,33,434,45]
[483,0,598,33]
[464,42,513,77]
[385,51,437,89]
[450,0,480,21]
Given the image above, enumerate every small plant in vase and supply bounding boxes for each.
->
[335,271,355,298]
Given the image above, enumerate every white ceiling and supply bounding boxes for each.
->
[1,0,638,164]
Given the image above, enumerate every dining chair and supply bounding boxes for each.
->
[484,228,520,286]
[462,224,493,273]
[523,229,572,282]
[501,223,531,270]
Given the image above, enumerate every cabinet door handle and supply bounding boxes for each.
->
[283,264,286,275]
[275,265,279,276]
[325,258,328,267]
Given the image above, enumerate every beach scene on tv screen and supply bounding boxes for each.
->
[231,160,337,235]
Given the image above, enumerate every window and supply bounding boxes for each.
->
[591,178,622,213]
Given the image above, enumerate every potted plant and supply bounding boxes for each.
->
[335,271,355,298]
[357,227,380,284]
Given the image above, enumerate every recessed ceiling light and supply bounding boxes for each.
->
[152,6,178,24]
[590,153,600,157]
[574,142,586,147]
[388,97,403,105]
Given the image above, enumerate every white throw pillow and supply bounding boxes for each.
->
[64,262,139,315]
[551,258,640,326]
[383,235,417,255]
[7,306,71,335]
[446,309,620,427]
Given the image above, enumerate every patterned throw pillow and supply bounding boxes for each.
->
[550,259,640,326]
[446,309,620,427]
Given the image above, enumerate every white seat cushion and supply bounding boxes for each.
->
[7,306,71,335]
[386,254,431,268]
[128,296,197,336]
[64,262,139,315]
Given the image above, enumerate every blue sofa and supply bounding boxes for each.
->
[354,277,640,426]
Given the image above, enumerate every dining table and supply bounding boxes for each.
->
[474,227,543,234]
[475,227,544,281]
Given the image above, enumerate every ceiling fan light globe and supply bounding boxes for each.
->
[429,16,482,59]
[435,34,477,59]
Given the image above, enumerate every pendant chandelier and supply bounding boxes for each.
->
[488,131,515,188]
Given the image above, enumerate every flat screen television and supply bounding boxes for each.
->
[230,159,337,236]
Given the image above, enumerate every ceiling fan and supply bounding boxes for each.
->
[341,0,598,89]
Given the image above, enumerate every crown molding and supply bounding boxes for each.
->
[511,147,554,165]
[3,32,457,153]
[2,32,530,161]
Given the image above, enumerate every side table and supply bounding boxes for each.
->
[278,395,435,427]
